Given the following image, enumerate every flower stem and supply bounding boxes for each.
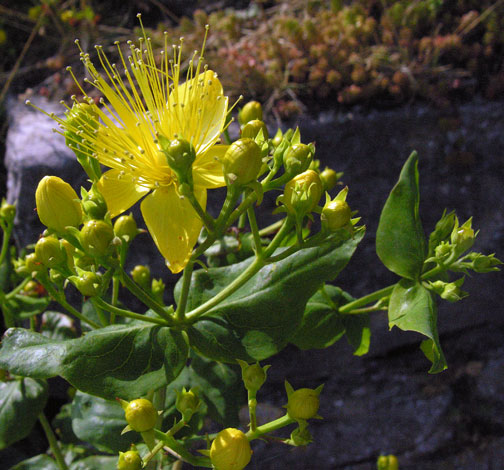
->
[248,391,258,432]
[92,297,172,326]
[338,285,395,314]
[185,256,265,322]
[245,414,295,441]
[38,412,68,470]
[175,261,194,322]
[247,206,263,256]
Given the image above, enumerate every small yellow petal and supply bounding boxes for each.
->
[97,169,150,218]
[140,185,207,273]
[193,145,228,189]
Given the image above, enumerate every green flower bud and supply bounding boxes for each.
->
[288,421,313,446]
[237,360,270,394]
[377,454,399,470]
[238,101,263,125]
[283,170,323,217]
[434,241,452,261]
[429,279,467,302]
[123,398,157,433]
[451,217,475,255]
[35,176,83,232]
[321,190,352,231]
[80,220,115,257]
[49,268,65,287]
[176,387,201,421]
[0,199,16,224]
[210,428,252,470]
[70,271,101,297]
[159,136,195,184]
[285,381,323,420]
[74,252,95,270]
[222,138,263,186]
[466,252,502,273]
[320,167,340,192]
[131,265,151,290]
[241,119,269,140]
[117,449,142,470]
[82,187,108,220]
[151,278,165,303]
[283,143,312,178]
[114,214,139,242]
[34,237,66,268]
[23,253,45,274]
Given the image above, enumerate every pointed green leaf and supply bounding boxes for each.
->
[0,378,48,449]
[376,151,426,280]
[71,391,140,454]
[183,229,364,362]
[0,324,188,400]
[389,279,447,373]
[5,294,50,320]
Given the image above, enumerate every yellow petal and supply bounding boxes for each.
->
[140,185,207,273]
[97,169,150,218]
[167,70,228,154]
[193,145,228,189]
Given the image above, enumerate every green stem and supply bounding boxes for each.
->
[119,268,173,324]
[0,294,14,328]
[153,429,212,467]
[5,277,30,299]
[186,189,215,231]
[40,280,101,329]
[92,297,171,326]
[248,392,258,432]
[110,274,120,324]
[263,216,294,258]
[338,285,394,314]
[90,298,109,326]
[247,207,263,256]
[246,414,295,441]
[0,222,13,267]
[185,256,265,322]
[258,219,283,237]
[39,412,68,470]
[175,261,194,322]
[142,439,165,467]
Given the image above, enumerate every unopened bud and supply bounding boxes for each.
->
[237,360,270,394]
[222,138,263,186]
[117,449,142,470]
[377,454,399,470]
[159,136,195,184]
[114,214,139,242]
[131,265,151,290]
[35,237,66,268]
[122,398,157,433]
[241,119,268,140]
[282,170,323,217]
[283,143,312,178]
[285,381,323,420]
[320,167,340,192]
[451,217,475,255]
[321,188,352,231]
[176,387,201,421]
[238,101,263,125]
[35,176,83,232]
[82,187,108,220]
[69,271,101,297]
[0,199,16,223]
[210,428,252,470]
[80,220,115,257]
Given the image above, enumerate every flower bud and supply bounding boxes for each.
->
[34,237,66,268]
[0,199,16,224]
[321,189,352,231]
[35,176,83,232]
[80,220,115,257]
[176,387,201,421]
[288,421,313,446]
[241,119,269,140]
[377,454,399,470]
[82,187,108,220]
[22,280,43,297]
[466,252,502,273]
[210,428,252,470]
[283,170,323,217]
[123,398,157,433]
[159,136,195,184]
[320,167,340,192]
[131,265,151,290]
[222,138,263,186]
[238,101,263,125]
[451,217,475,255]
[114,214,139,242]
[237,360,270,394]
[429,279,467,302]
[434,241,452,261]
[283,143,312,178]
[69,271,101,297]
[117,449,142,470]
[23,253,45,274]
[285,381,323,420]
[151,278,165,303]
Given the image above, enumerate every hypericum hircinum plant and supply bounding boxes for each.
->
[0,16,500,470]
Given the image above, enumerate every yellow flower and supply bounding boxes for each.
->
[35,18,229,273]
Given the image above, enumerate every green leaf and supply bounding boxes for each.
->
[69,456,117,470]
[71,391,140,454]
[290,285,370,355]
[183,229,364,362]
[167,354,245,426]
[427,210,456,258]
[0,378,48,449]
[389,279,447,373]
[376,151,426,280]
[0,324,188,400]
[5,294,50,320]
[10,455,58,470]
